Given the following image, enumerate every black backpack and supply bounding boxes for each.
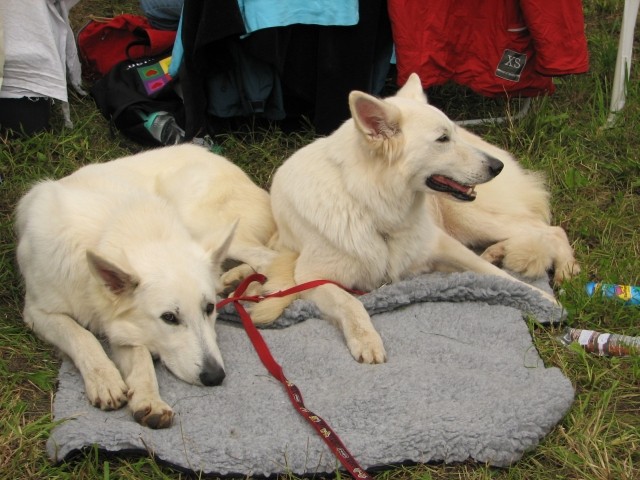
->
[90,53,186,146]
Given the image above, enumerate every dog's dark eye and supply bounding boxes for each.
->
[436,134,450,143]
[205,302,216,316]
[160,312,180,325]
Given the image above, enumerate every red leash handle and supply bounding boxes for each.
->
[217,273,373,480]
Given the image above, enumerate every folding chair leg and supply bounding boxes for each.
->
[606,0,640,127]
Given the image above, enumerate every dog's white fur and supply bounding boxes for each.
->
[65,144,277,282]
[15,145,276,428]
[250,73,579,364]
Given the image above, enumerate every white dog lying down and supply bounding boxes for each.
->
[15,145,277,428]
[63,144,278,284]
[249,73,580,364]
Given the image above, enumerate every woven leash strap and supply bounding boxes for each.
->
[216,273,373,479]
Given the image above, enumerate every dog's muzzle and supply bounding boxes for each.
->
[426,154,504,202]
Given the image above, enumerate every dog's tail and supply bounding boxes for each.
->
[249,249,300,325]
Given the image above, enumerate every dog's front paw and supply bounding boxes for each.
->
[221,263,256,295]
[84,366,129,410]
[347,331,387,364]
[128,391,174,429]
[483,238,554,279]
[553,258,581,285]
[480,242,506,266]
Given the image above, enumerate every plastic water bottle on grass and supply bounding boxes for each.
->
[144,111,185,145]
[559,327,640,356]
[585,282,640,306]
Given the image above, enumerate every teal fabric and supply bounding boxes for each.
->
[168,9,182,78]
[238,0,358,34]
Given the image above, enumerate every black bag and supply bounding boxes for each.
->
[90,53,186,146]
[205,41,285,121]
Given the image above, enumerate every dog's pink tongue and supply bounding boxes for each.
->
[431,174,469,193]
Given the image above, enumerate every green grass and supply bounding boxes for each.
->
[1,0,639,478]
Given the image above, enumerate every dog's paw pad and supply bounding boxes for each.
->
[131,396,174,429]
[134,406,174,429]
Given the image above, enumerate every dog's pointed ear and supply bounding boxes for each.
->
[395,73,428,104]
[86,250,139,295]
[349,91,401,140]
[209,220,237,270]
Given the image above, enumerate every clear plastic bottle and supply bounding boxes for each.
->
[559,327,640,356]
[144,111,185,145]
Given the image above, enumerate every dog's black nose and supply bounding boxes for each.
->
[200,359,225,386]
[486,155,504,177]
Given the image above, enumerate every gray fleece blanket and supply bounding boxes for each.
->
[47,272,574,476]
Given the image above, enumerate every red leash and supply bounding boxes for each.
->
[217,273,373,479]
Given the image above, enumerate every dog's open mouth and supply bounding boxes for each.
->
[426,175,477,201]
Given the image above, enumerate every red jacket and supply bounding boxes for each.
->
[388,0,589,96]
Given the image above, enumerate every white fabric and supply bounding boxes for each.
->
[0,0,84,125]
